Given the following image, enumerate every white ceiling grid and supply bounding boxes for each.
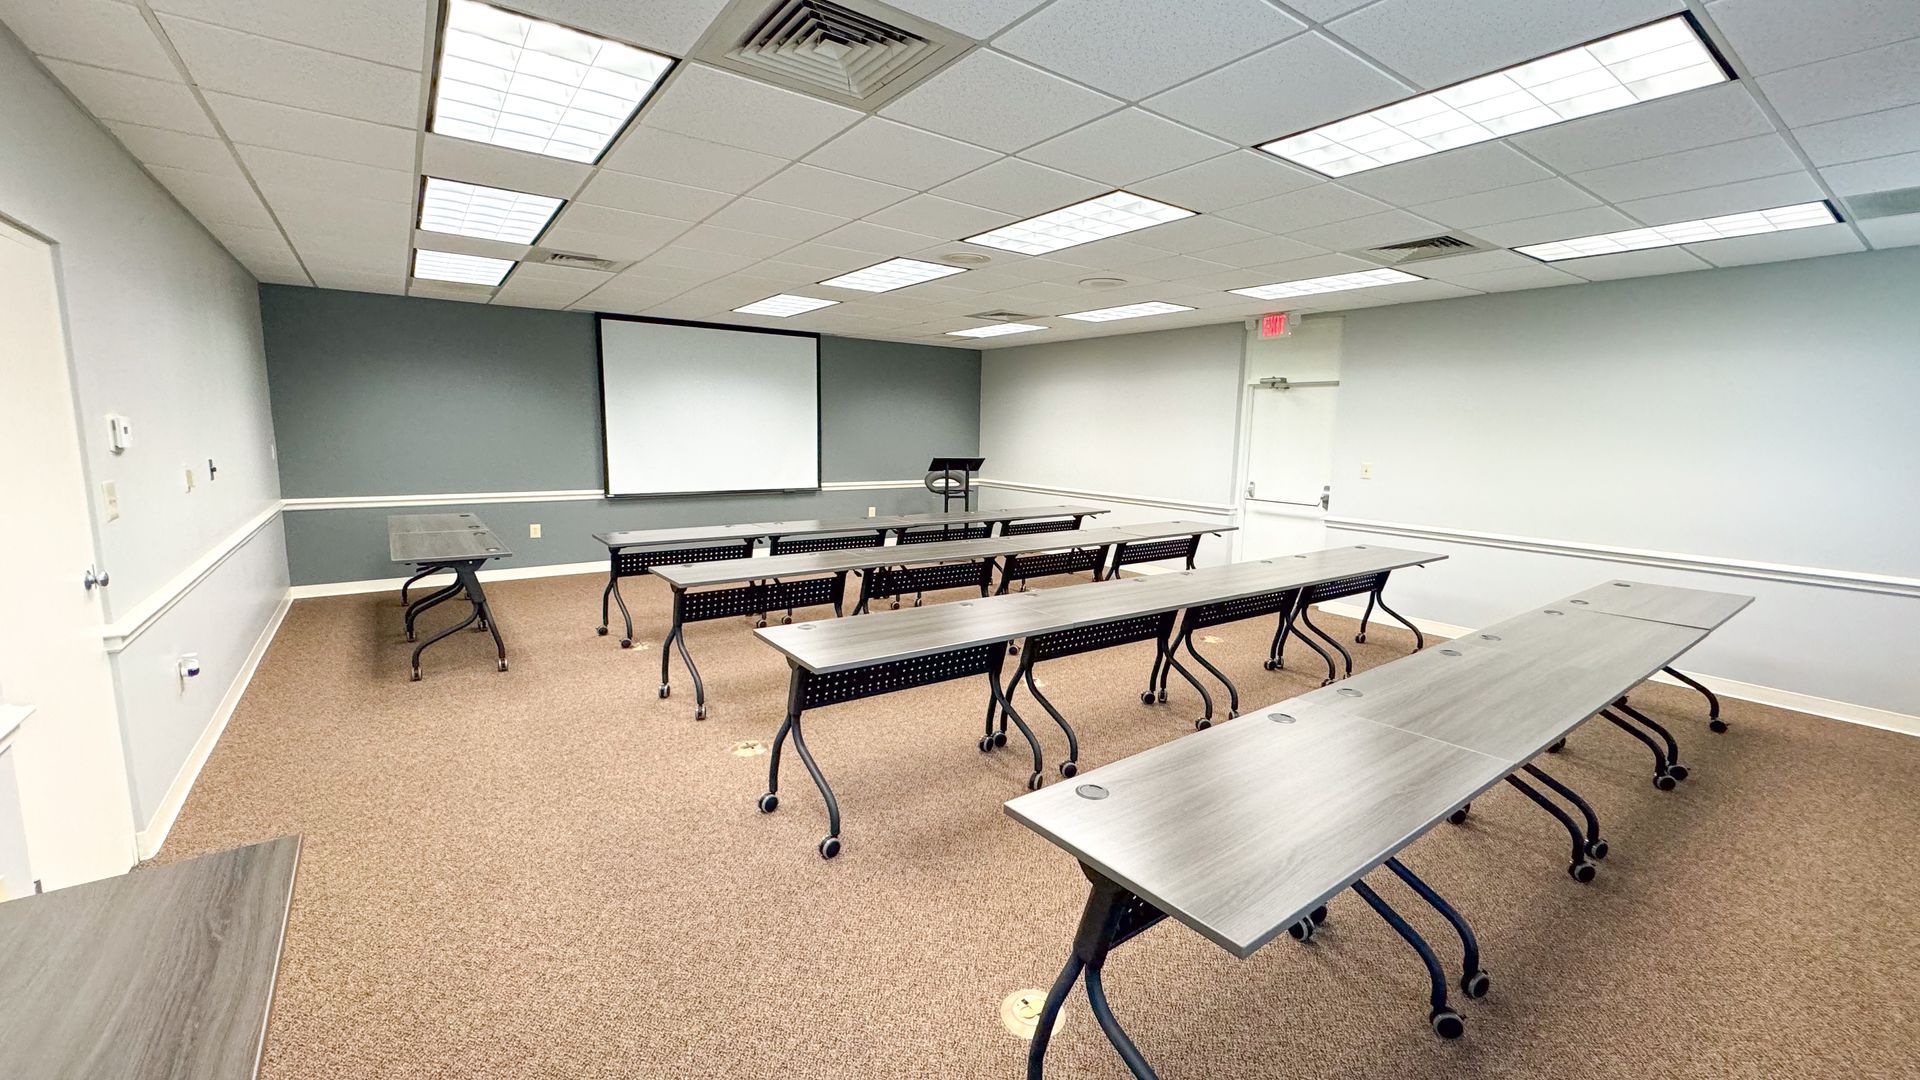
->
[0,0,1914,347]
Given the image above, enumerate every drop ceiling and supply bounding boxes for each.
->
[3,0,1917,347]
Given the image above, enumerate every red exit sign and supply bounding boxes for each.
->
[1259,312,1291,338]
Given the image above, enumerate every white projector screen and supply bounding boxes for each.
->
[599,318,820,496]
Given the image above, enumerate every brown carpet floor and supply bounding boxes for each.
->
[154,571,1920,1079]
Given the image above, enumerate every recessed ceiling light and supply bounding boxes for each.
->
[418,177,564,245]
[947,323,1047,338]
[819,257,968,293]
[941,251,993,266]
[413,248,515,286]
[1060,301,1196,322]
[733,294,840,317]
[963,191,1195,255]
[1230,268,1422,300]
[431,0,674,164]
[1516,201,1840,261]
[1260,15,1729,178]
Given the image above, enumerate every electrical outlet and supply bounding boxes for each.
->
[867,506,876,518]
[183,465,196,492]
[102,481,120,521]
[1359,462,1374,480]
[529,523,542,538]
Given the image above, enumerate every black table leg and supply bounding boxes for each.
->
[456,563,507,672]
[1028,872,1167,1080]
[408,557,499,681]
[1349,879,1465,1039]
[1601,707,1680,790]
[1612,699,1687,781]
[400,563,443,606]
[1522,764,1608,860]
[404,579,463,642]
[1504,774,1598,882]
[758,670,842,859]
[658,589,708,720]
[1382,858,1489,1003]
[1663,666,1727,732]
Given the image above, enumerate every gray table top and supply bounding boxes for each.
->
[756,546,1443,673]
[1557,579,1754,630]
[1004,710,1505,959]
[388,513,511,564]
[650,521,1234,589]
[0,835,300,1079]
[594,504,1110,550]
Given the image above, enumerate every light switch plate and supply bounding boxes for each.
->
[102,481,120,521]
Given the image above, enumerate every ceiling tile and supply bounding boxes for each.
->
[209,223,298,273]
[39,60,214,135]
[144,163,272,227]
[1144,32,1411,145]
[1756,36,1920,127]
[994,0,1304,100]
[1019,109,1235,187]
[931,158,1107,215]
[1192,234,1328,269]
[238,144,415,204]
[802,118,1001,191]
[1857,211,1920,248]
[1685,221,1866,266]
[1445,264,1584,291]
[0,0,179,79]
[408,229,527,261]
[310,268,406,293]
[1822,150,1920,196]
[504,0,732,56]
[1792,103,1920,166]
[1706,0,1920,76]
[878,50,1121,153]
[1405,249,1538,280]
[1034,237,1183,270]
[1615,172,1826,225]
[810,220,944,256]
[277,194,413,245]
[864,195,1012,239]
[421,134,590,199]
[103,122,233,173]
[748,164,915,218]
[600,128,786,193]
[1471,205,1639,247]
[1325,0,1676,89]
[1507,83,1776,173]
[202,92,416,170]
[641,64,862,159]
[1554,246,1711,281]
[1127,214,1268,253]
[1295,278,1482,311]
[770,242,889,273]
[1123,254,1237,282]
[1285,0,1375,18]
[540,203,693,259]
[1571,135,1804,202]
[148,0,430,69]
[1131,150,1320,212]
[882,0,1050,38]
[1412,178,1598,230]
[157,16,421,125]
[699,198,845,240]
[636,245,760,276]
[1338,143,1553,204]
[1288,209,1445,251]
[1216,183,1388,231]
[673,223,795,259]
[577,170,733,221]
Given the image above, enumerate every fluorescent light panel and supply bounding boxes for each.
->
[1517,201,1839,261]
[1060,301,1196,322]
[963,192,1195,255]
[413,248,515,286]
[818,258,967,293]
[432,0,673,163]
[1230,268,1421,300]
[947,323,1047,338]
[733,294,839,317]
[419,177,563,244]
[1261,16,1727,178]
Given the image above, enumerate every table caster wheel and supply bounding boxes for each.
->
[1569,861,1596,883]
[1667,764,1689,781]
[1140,690,1155,704]
[1059,761,1078,779]
[754,618,767,628]
[658,685,670,699]
[596,626,608,636]
[406,631,416,643]
[1547,738,1566,753]
[890,600,900,610]
[694,705,708,721]
[993,731,1007,747]
[1586,838,1609,860]
[818,836,841,860]
[1710,719,1729,733]
[1008,644,1019,656]
[912,597,923,608]
[1310,905,1328,925]
[1287,918,1315,942]
[978,735,994,753]
[1027,773,1043,791]
[497,660,509,672]
[620,639,632,649]
[758,793,778,814]
[780,615,793,624]
[1430,1008,1464,1039]
[409,667,422,682]
[1355,633,1367,644]
[1195,718,1211,731]
[1654,773,1677,791]
[1156,689,1167,704]
[1448,806,1470,826]
[1461,970,1490,999]
[1321,678,1334,687]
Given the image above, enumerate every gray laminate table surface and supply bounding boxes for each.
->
[0,835,301,1079]
[388,513,512,565]
[593,504,1109,551]
[1557,579,1754,630]
[756,546,1443,673]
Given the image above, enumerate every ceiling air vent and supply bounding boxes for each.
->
[530,250,633,273]
[968,310,1036,322]
[1360,233,1490,265]
[1844,186,1920,220]
[692,0,971,110]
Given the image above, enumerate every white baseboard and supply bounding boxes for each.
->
[136,588,294,859]
[288,559,604,599]
[1315,599,1918,737]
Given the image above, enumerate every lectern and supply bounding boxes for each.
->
[925,456,984,512]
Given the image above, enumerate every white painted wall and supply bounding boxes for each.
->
[0,26,288,852]
[1327,246,1920,718]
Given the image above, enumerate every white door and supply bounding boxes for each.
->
[1240,381,1339,558]
[0,215,136,890]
